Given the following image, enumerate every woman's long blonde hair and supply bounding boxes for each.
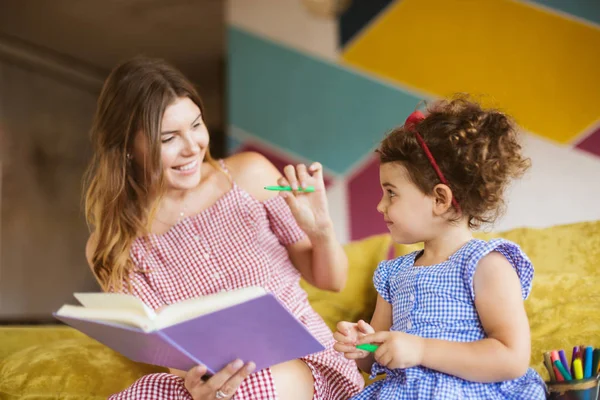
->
[84,57,218,292]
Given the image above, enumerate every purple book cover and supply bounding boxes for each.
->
[54,294,325,374]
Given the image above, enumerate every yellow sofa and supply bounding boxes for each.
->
[1,220,599,399]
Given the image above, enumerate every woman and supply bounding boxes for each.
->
[83,56,364,399]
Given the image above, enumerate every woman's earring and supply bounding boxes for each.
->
[126,153,132,161]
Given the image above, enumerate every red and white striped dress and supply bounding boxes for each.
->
[109,162,364,399]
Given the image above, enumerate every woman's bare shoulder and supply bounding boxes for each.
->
[224,152,282,201]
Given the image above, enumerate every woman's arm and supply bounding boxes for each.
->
[228,151,347,291]
[285,232,347,292]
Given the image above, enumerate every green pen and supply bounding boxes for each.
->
[264,185,315,193]
[356,344,379,352]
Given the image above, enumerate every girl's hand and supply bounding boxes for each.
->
[333,320,375,360]
[358,331,425,370]
[184,359,255,400]
[278,162,332,237]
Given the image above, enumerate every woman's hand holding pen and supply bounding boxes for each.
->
[277,162,333,238]
[270,161,347,292]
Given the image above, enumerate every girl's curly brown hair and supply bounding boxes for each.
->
[377,95,531,228]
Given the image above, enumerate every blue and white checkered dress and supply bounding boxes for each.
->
[351,239,546,400]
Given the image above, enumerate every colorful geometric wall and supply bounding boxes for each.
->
[227,0,600,243]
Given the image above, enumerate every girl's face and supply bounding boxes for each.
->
[133,97,209,191]
[377,162,437,244]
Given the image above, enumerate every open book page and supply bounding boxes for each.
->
[154,286,267,329]
[56,286,268,332]
[55,305,155,331]
[74,292,157,319]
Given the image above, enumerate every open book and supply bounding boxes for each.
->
[54,286,325,374]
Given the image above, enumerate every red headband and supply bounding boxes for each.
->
[405,110,461,212]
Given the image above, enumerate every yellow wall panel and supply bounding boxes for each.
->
[342,0,600,143]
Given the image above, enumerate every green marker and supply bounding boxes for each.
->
[264,185,315,193]
[553,359,572,381]
[356,344,379,352]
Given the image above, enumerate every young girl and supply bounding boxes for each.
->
[334,96,546,399]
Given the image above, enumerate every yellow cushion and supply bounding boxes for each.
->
[0,326,84,361]
[497,221,600,380]
[0,336,166,399]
